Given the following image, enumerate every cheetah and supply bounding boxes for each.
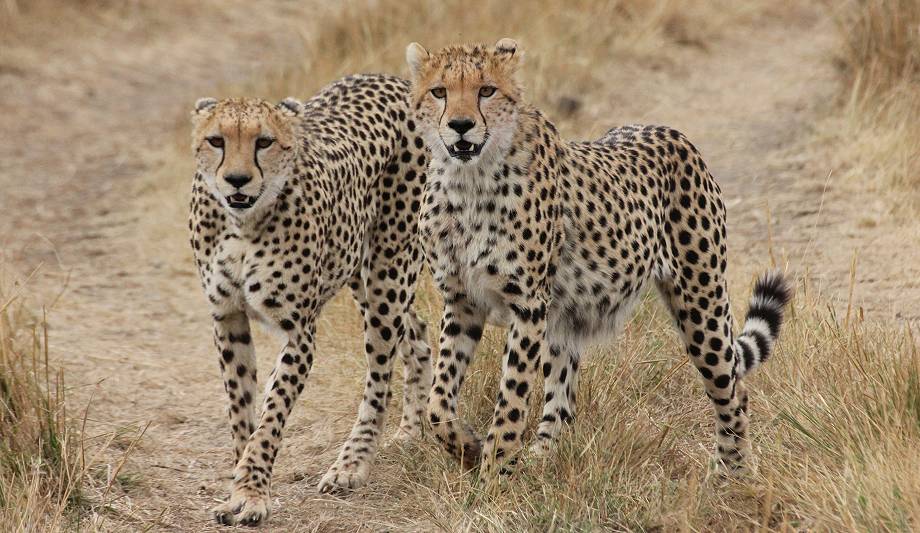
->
[405,39,793,477]
[189,75,431,526]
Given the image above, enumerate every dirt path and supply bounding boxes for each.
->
[2,3,917,531]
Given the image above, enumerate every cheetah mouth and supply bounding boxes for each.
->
[227,193,256,209]
[447,140,483,161]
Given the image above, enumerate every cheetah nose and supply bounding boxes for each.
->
[224,174,252,189]
[448,118,475,136]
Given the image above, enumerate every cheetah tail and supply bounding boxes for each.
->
[733,270,794,377]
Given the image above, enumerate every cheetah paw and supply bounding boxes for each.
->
[389,424,421,444]
[526,436,557,458]
[317,459,370,493]
[212,489,270,527]
[712,455,756,479]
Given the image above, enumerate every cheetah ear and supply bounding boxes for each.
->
[277,97,304,117]
[494,38,519,57]
[406,42,429,79]
[193,97,218,115]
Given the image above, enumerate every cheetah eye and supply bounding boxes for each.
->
[256,137,274,149]
[207,136,224,148]
[479,86,496,98]
[430,87,447,99]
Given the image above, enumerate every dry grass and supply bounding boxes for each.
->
[0,272,145,531]
[0,275,81,531]
[251,0,764,131]
[0,0,209,43]
[833,0,920,208]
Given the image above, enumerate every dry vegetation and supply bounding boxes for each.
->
[4,0,920,530]
[0,273,147,532]
[253,0,765,123]
[833,0,920,208]
[0,275,79,531]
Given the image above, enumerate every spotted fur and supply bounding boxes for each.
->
[189,75,431,526]
[406,39,793,476]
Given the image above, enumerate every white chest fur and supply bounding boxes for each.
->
[207,237,284,332]
[424,160,525,326]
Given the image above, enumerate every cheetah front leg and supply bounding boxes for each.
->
[337,276,431,445]
[212,312,258,468]
[212,320,315,527]
[427,288,488,470]
[481,297,548,478]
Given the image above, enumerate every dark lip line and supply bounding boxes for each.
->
[227,191,256,209]
[226,183,266,210]
[445,139,484,161]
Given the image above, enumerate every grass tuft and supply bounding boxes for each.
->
[0,276,81,531]
[0,272,145,531]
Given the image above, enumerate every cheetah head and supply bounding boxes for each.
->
[191,97,303,215]
[406,38,523,166]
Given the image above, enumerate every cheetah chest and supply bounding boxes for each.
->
[207,237,298,330]
[424,193,520,327]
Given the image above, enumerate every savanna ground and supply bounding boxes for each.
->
[1,0,919,531]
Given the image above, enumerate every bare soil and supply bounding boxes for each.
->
[1,2,917,531]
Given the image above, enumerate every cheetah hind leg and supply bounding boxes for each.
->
[528,343,579,458]
[391,309,432,443]
[656,271,791,476]
[319,264,416,493]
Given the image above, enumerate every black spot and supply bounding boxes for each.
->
[515,381,528,397]
[502,282,523,296]
[466,325,483,341]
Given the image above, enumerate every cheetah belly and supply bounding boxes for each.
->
[546,237,653,347]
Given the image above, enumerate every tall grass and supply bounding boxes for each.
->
[834,0,920,205]
[0,274,145,531]
[0,278,81,531]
